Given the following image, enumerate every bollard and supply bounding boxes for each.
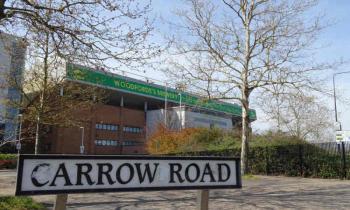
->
[197,189,209,210]
[54,194,68,210]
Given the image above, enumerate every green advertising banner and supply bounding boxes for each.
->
[66,63,256,120]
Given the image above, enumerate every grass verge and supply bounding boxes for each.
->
[242,174,259,180]
[0,196,46,210]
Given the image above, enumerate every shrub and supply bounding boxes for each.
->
[147,126,240,154]
[0,154,17,169]
[0,196,46,210]
[147,125,201,154]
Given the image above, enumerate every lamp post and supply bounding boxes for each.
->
[17,114,23,154]
[332,71,350,179]
[80,126,85,154]
[333,71,350,131]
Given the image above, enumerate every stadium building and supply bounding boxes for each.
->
[43,63,257,155]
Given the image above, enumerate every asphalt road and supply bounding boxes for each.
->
[1,170,350,209]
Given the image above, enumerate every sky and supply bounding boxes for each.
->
[133,0,350,133]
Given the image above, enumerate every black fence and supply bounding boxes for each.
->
[186,141,350,179]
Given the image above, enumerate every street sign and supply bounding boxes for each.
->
[16,155,241,196]
[335,130,350,142]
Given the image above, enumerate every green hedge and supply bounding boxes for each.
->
[181,142,349,179]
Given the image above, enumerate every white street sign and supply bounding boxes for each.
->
[16,155,241,195]
[335,130,350,142]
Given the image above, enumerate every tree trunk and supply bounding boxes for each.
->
[34,114,41,154]
[241,2,251,175]
[34,92,44,155]
[34,32,49,155]
[240,90,250,175]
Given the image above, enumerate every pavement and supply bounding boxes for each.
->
[1,170,350,209]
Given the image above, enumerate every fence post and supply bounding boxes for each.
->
[341,141,347,179]
[197,190,209,210]
[299,144,303,177]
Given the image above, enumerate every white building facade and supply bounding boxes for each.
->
[146,106,234,137]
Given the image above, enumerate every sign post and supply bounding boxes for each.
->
[197,189,209,210]
[16,155,241,209]
[53,194,68,210]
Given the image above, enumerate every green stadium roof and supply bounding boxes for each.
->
[66,63,256,120]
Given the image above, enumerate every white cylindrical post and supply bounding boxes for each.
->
[80,127,84,154]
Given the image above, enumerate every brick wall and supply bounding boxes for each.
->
[46,104,147,155]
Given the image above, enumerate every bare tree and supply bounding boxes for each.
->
[0,0,160,70]
[259,90,333,141]
[165,0,329,174]
[0,0,160,153]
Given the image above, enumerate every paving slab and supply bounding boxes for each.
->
[1,170,350,209]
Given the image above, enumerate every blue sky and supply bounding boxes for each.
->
[147,0,350,132]
[313,0,350,131]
